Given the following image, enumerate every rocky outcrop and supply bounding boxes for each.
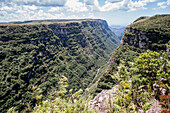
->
[122,28,151,49]
[89,85,119,113]
[89,85,162,113]
[49,24,81,36]
[138,99,162,113]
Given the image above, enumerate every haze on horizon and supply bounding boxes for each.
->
[0,0,170,25]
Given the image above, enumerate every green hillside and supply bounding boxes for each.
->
[0,19,120,112]
[85,14,170,113]
[95,14,170,93]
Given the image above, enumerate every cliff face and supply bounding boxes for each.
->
[122,14,170,51]
[0,19,120,112]
[122,28,149,48]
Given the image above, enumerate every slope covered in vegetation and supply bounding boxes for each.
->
[9,49,169,113]
[0,19,120,112]
[86,14,170,112]
[95,14,170,94]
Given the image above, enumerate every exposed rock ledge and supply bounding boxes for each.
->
[122,28,150,49]
[89,85,119,113]
[89,85,162,113]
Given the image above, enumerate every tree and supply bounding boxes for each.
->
[133,50,161,91]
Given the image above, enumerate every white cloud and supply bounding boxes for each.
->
[23,5,38,11]
[48,7,61,12]
[35,0,66,7]
[65,0,88,12]
[84,0,100,12]
[128,0,157,11]
[157,0,170,9]
[85,0,158,12]
[157,2,167,8]
[128,0,147,11]
[59,12,96,19]
[0,0,67,7]
[15,5,38,14]
[168,0,170,4]
[16,10,27,14]
[0,11,8,17]
[98,0,130,11]
[0,6,14,11]
[0,0,166,23]
[0,3,18,11]
[0,9,66,22]
[0,8,95,22]
[31,10,64,20]
[84,0,99,6]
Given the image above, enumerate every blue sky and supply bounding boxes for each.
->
[0,0,169,25]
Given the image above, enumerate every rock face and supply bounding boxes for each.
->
[122,14,170,51]
[89,85,162,113]
[89,85,119,113]
[123,28,149,49]
[138,99,162,113]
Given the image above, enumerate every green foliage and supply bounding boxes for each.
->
[133,50,161,89]
[131,50,169,111]
[157,52,170,84]
[131,51,161,109]
[8,76,94,113]
[131,15,170,35]
[106,49,169,112]
[96,44,143,93]
[0,20,120,112]
[96,15,170,112]
[32,76,93,113]
[104,60,150,113]
[133,16,149,23]
[3,15,170,112]
[110,61,136,112]
[97,15,170,112]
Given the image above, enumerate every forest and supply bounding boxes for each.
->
[0,19,120,112]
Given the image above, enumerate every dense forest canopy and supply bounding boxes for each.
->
[0,19,120,112]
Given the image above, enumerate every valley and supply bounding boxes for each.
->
[0,14,170,113]
[0,19,120,112]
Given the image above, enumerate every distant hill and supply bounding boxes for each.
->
[0,19,120,112]
[109,25,125,40]
[1,19,104,25]
[0,22,7,24]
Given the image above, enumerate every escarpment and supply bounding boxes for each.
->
[122,21,169,51]
[0,19,120,112]
[115,14,170,63]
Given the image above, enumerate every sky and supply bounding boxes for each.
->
[0,0,169,25]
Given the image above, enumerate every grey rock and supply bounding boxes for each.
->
[89,85,119,113]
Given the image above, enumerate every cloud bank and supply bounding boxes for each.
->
[0,0,168,22]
